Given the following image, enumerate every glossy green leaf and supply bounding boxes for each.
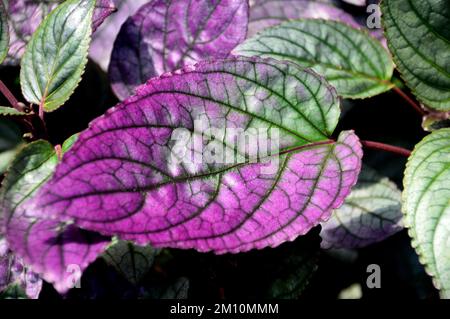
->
[382,0,450,111]
[403,128,450,297]
[103,240,159,285]
[234,19,394,99]
[0,0,8,64]
[0,106,27,117]
[20,0,95,112]
[321,166,403,249]
[0,284,28,299]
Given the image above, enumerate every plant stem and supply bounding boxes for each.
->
[392,86,426,116]
[39,100,45,121]
[0,80,23,111]
[361,140,411,157]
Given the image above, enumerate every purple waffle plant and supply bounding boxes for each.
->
[0,0,449,299]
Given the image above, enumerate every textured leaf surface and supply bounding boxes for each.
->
[92,0,116,32]
[23,57,362,253]
[382,0,450,111]
[0,139,110,293]
[403,128,450,297]
[109,0,248,100]
[103,240,158,285]
[235,19,394,99]
[247,0,360,37]
[0,238,42,299]
[0,106,27,116]
[90,0,148,70]
[20,0,95,112]
[320,166,403,249]
[3,0,115,65]
[0,0,8,64]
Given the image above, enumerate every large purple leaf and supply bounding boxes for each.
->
[109,0,249,100]
[90,0,149,71]
[22,57,362,254]
[248,0,360,37]
[2,0,115,65]
[0,139,110,293]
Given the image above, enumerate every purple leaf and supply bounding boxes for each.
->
[109,0,249,100]
[248,0,360,37]
[22,57,362,254]
[0,238,43,299]
[320,166,403,249]
[3,0,115,65]
[90,0,149,71]
[1,140,110,293]
[92,0,117,32]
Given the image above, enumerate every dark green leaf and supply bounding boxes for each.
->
[235,19,394,99]
[403,128,450,297]
[20,0,95,112]
[382,0,450,111]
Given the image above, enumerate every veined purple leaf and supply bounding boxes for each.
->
[320,166,403,249]
[22,57,362,254]
[109,0,249,100]
[248,0,360,37]
[92,0,116,32]
[1,139,110,293]
[90,0,148,71]
[2,0,115,65]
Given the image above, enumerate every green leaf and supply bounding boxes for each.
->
[1,140,58,208]
[0,106,28,117]
[321,166,403,249]
[0,149,18,175]
[102,240,159,286]
[403,128,450,297]
[20,0,95,112]
[234,19,394,99]
[266,249,318,299]
[382,0,450,111]
[0,0,8,64]
[0,284,28,299]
